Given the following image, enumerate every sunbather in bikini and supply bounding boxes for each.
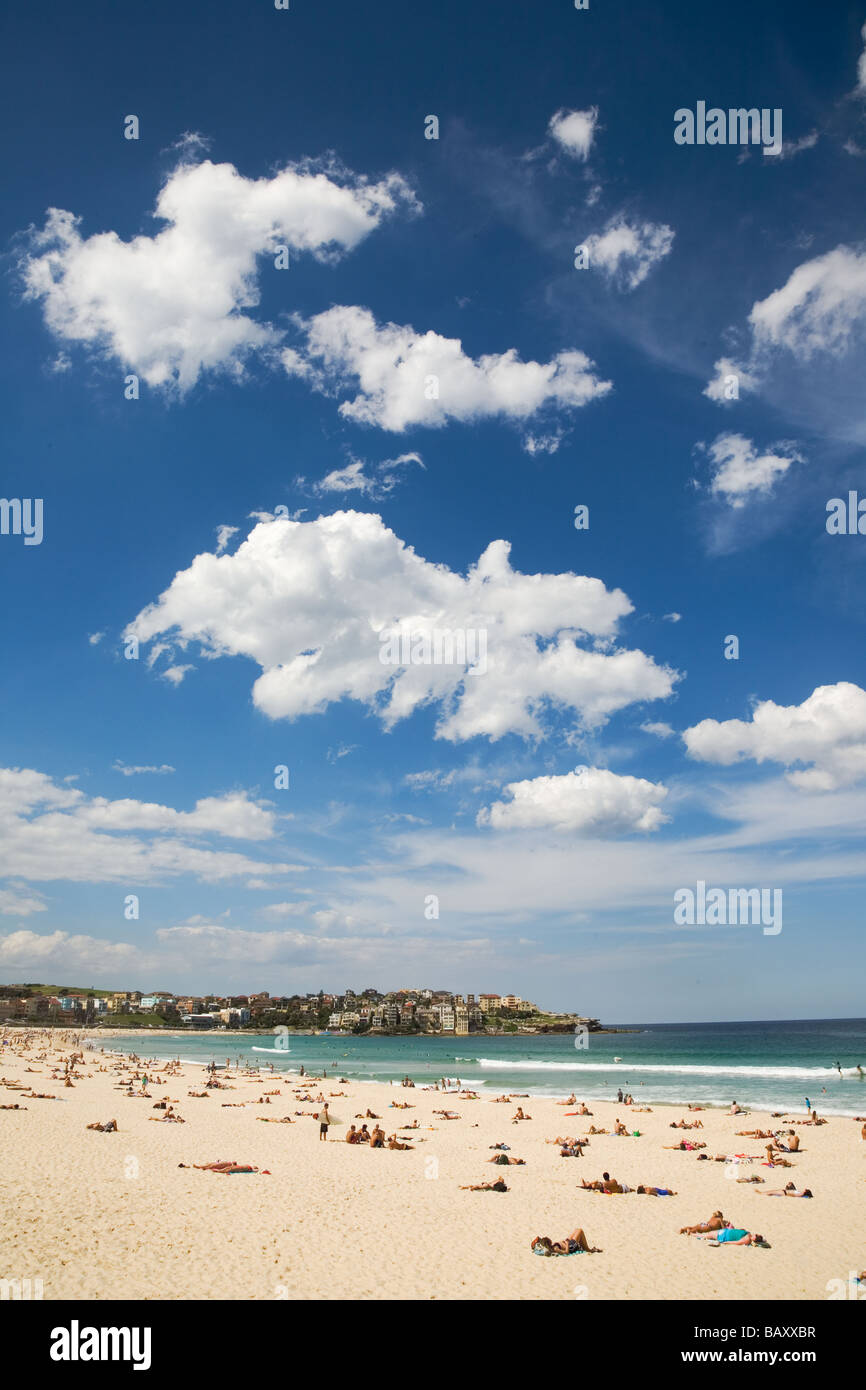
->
[531,1228,600,1255]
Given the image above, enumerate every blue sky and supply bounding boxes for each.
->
[1,0,866,1021]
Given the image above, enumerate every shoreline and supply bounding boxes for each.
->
[92,1032,866,1119]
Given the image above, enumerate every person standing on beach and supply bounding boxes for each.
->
[318,1103,331,1141]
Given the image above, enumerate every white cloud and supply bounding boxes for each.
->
[683,682,866,790]
[583,217,675,290]
[777,130,819,160]
[124,510,678,743]
[663,612,682,623]
[88,631,104,645]
[856,21,866,93]
[215,525,239,554]
[161,664,194,685]
[701,432,800,507]
[0,929,139,971]
[641,721,675,739]
[703,356,759,403]
[748,246,866,360]
[281,305,611,433]
[305,451,423,499]
[0,767,293,884]
[0,887,48,916]
[113,761,176,777]
[548,107,599,161]
[478,765,670,834]
[20,156,418,392]
[522,431,564,456]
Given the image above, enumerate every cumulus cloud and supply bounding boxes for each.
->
[281,305,611,436]
[478,765,670,834]
[124,510,678,743]
[19,156,418,392]
[0,929,139,970]
[748,246,866,359]
[641,721,675,739]
[548,107,599,161]
[583,217,675,290]
[683,683,866,791]
[700,432,801,507]
[0,766,294,883]
[706,247,866,403]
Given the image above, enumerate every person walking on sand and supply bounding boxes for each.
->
[318,1103,331,1141]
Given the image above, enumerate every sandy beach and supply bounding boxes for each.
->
[1,1030,864,1302]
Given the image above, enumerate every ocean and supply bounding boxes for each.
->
[99,1016,866,1115]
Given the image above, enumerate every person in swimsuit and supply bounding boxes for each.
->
[531,1228,600,1255]
[755,1184,812,1197]
[680,1211,726,1235]
[698,1228,765,1245]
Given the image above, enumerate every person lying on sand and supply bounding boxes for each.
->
[670,1119,703,1129]
[636,1184,676,1196]
[680,1211,727,1235]
[257,1116,293,1123]
[488,1153,525,1165]
[688,1104,705,1111]
[696,1228,767,1246]
[401,1120,420,1130]
[559,1141,584,1157]
[387,1134,414,1150]
[736,1174,764,1183]
[736,1128,775,1138]
[755,1183,813,1197]
[460,1179,508,1191]
[433,1109,460,1119]
[587,1125,608,1135]
[188,1091,209,1098]
[390,1101,413,1109]
[191,1162,260,1174]
[664,1140,706,1150]
[557,1094,577,1106]
[491,1095,510,1103]
[531,1228,600,1255]
[0,1103,27,1109]
[86,1119,117,1132]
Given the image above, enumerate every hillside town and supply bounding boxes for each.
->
[0,983,599,1035]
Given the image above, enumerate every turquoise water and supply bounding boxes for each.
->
[99,1017,866,1115]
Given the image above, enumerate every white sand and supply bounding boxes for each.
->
[1,1030,864,1301]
